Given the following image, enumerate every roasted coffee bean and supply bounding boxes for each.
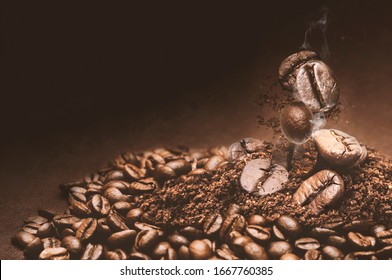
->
[276,215,302,238]
[228,138,265,162]
[104,180,129,192]
[310,227,337,239]
[12,231,36,249]
[124,163,146,181]
[81,243,103,260]
[321,245,344,260]
[134,222,163,236]
[208,146,228,159]
[61,236,83,257]
[135,230,160,251]
[107,230,137,249]
[304,249,323,260]
[23,223,40,235]
[216,245,239,260]
[268,241,293,259]
[103,187,128,204]
[243,242,268,260]
[71,201,92,217]
[60,228,75,239]
[189,239,212,260]
[347,232,375,250]
[59,181,84,194]
[39,247,70,260]
[371,224,386,236]
[314,129,364,168]
[87,194,110,217]
[180,226,203,240]
[220,214,246,241]
[280,102,313,144]
[161,247,177,260]
[76,218,97,242]
[352,251,376,260]
[197,158,209,168]
[104,169,126,183]
[167,234,190,249]
[24,216,48,225]
[112,202,133,216]
[375,230,392,246]
[188,168,207,176]
[24,237,43,259]
[204,155,224,171]
[326,235,347,248]
[105,248,128,260]
[245,225,271,243]
[342,220,371,233]
[272,225,286,241]
[129,252,151,260]
[42,237,61,249]
[230,236,253,256]
[240,159,288,197]
[292,170,344,215]
[247,214,268,226]
[96,218,112,237]
[278,50,319,90]
[203,214,223,235]
[107,210,129,232]
[322,218,345,230]
[37,209,56,221]
[125,208,144,226]
[226,204,242,216]
[53,214,80,230]
[128,178,157,194]
[145,154,166,174]
[295,238,320,251]
[152,241,172,259]
[280,252,301,260]
[178,245,191,260]
[375,246,392,258]
[37,222,55,238]
[68,192,87,204]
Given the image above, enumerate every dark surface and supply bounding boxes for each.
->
[1,1,392,259]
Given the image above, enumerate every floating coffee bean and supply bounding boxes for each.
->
[107,230,137,249]
[203,214,223,235]
[244,242,269,260]
[189,239,212,260]
[245,225,271,243]
[129,252,151,260]
[61,236,83,257]
[204,155,224,171]
[135,230,160,251]
[24,216,48,225]
[278,50,319,90]
[375,231,392,246]
[23,223,40,235]
[276,215,302,239]
[240,159,288,197]
[76,218,97,242]
[347,232,374,250]
[107,210,129,232]
[39,247,70,260]
[42,237,61,249]
[220,214,246,241]
[321,245,344,260]
[295,238,320,251]
[314,129,364,168]
[81,243,103,260]
[228,138,265,162]
[128,178,157,194]
[105,249,128,260]
[247,214,268,226]
[280,253,301,260]
[87,194,110,217]
[268,241,293,259]
[24,237,43,259]
[326,235,347,248]
[304,249,323,260]
[12,231,36,249]
[167,234,190,249]
[280,102,313,144]
[292,170,344,215]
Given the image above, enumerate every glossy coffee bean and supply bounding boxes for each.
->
[87,195,110,217]
[272,225,287,241]
[228,138,265,162]
[105,249,128,260]
[203,214,223,235]
[189,240,212,260]
[112,202,133,216]
[129,252,151,260]
[268,241,293,259]
[294,238,320,251]
[12,231,36,249]
[276,215,302,238]
[245,225,271,243]
[39,247,70,260]
[52,214,80,230]
[280,252,300,260]
[42,237,61,249]
[81,243,103,260]
[240,159,288,197]
[280,102,313,144]
[244,242,269,260]
[107,230,137,249]
[71,201,92,217]
[178,245,191,260]
[76,218,97,242]
[310,227,336,239]
[107,210,129,232]
[220,214,246,241]
[24,216,48,225]
[371,224,386,236]
[61,236,83,257]
[125,208,144,226]
[36,222,55,238]
[247,214,268,226]
[135,230,160,251]
[128,178,157,194]
[23,237,43,259]
[304,249,323,260]
[230,235,253,256]
[204,155,225,171]
[152,241,172,259]
[292,170,344,215]
[342,220,371,233]
[326,235,347,248]
[23,223,40,235]
[124,163,146,181]
[347,232,374,250]
[167,234,190,249]
[134,222,163,237]
[321,245,344,260]
[375,231,392,246]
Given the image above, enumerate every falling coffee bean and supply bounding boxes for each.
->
[280,102,313,144]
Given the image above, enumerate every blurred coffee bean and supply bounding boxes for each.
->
[321,245,344,260]
[107,230,137,249]
[37,222,55,238]
[180,226,203,240]
[245,225,271,243]
[276,215,302,238]
[280,252,300,260]
[39,247,70,260]
[292,170,344,215]
[247,214,268,227]
[129,252,151,260]
[230,235,253,256]
[167,234,190,249]
[295,238,320,251]
[24,237,43,259]
[371,224,386,236]
[103,187,128,204]
[129,178,157,194]
[135,230,160,252]
[42,237,61,249]
[240,159,288,197]
[375,231,392,246]
[216,246,239,260]
[347,232,374,250]
[178,245,191,260]
[304,249,323,260]
[268,241,293,259]
[105,249,128,260]
[280,102,313,144]
[188,168,207,176]
[61,236,83,257]
[314,129,364,168]
[76,218,97,242]
[152,241,172,259]
[204,155,224,171]
[81,243,103,260]
[226,204,242,216]
[60,228,75,239]
[220,214,246,241]
[12,231,36,249]
[375,246,392,258]
[107,210,129,232]
[326,235,347,248]
[203,214,223,235]
[87,194,110,217]
[23,223,40,235]
[189,240,212,260]
[208,146,228,159]
[228,138,265,162]
[244,242,269,260]
[342,220,371,233]
[24,216,48,225]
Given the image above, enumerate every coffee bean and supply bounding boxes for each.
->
[326,235,347,248]
[24,237,43,259]
[24,216,48,225]
[371,224,386,236]
[87,194,110,217]
[39,247,70,260]
[240,159,288,197]
[245,225,271,243]
[61,236,83,257]
[134,222,163,236]
[12,231,36,249]
[243,242,269,260]
[321,245,344,260]
[37,209,56,221]
[60,228,75,239]
[96,218,112,237]
[128,178,157,194]
[107,230,137,249]
[104,169,126,183]
[247,214,268,226]
[59,181,84,194]
[103,187,128,204]
[280,102,313,144]
[53,214,80,230]
[204,155,225,171]
[304,249,323,260]
[71,201,92,217]
[76,218,97,242]
[229,235,252,256]
[295,238,320,251]
[314,129,364,168]
[220,214,246,241]
[145,154,166,174]
[68,192,87,205]
[342,220,371,233]
[125,208,144,226]
[375,230,392,246]
[276,215,302,238]
[124,163,146,181]
[292,170,344,214]
[81,243,103,260]
[135,230,160,251]
[226,204,242,216]
[228,138,265,162]
[152,241,172,259]
[376,246,392,258]
[129,252,151,260]
[280,252,300,260]
[208,146,229,159]
[352,251,376,260]
[188,168,207,176]
[37,222,55,238]
[310,227,337,239]
[347,232,375,250]
[107,210,129,232]
[112,202,134,216]
[278,50,318,90]
[104,180,129,192]
[272,225,286,240]
[189,239,212,260]
[216,248,239,260]
[180,226,203,240]
[178,245,191,260]
[105,249,128,260]
[203,214,223,235]
[268,241,293,259]
[23,223,40,235]
[42,237,61,249]
[167,234,190,249]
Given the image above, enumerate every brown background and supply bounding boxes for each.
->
[1,1,391,259]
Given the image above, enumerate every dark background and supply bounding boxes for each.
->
[1,1,391,259]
